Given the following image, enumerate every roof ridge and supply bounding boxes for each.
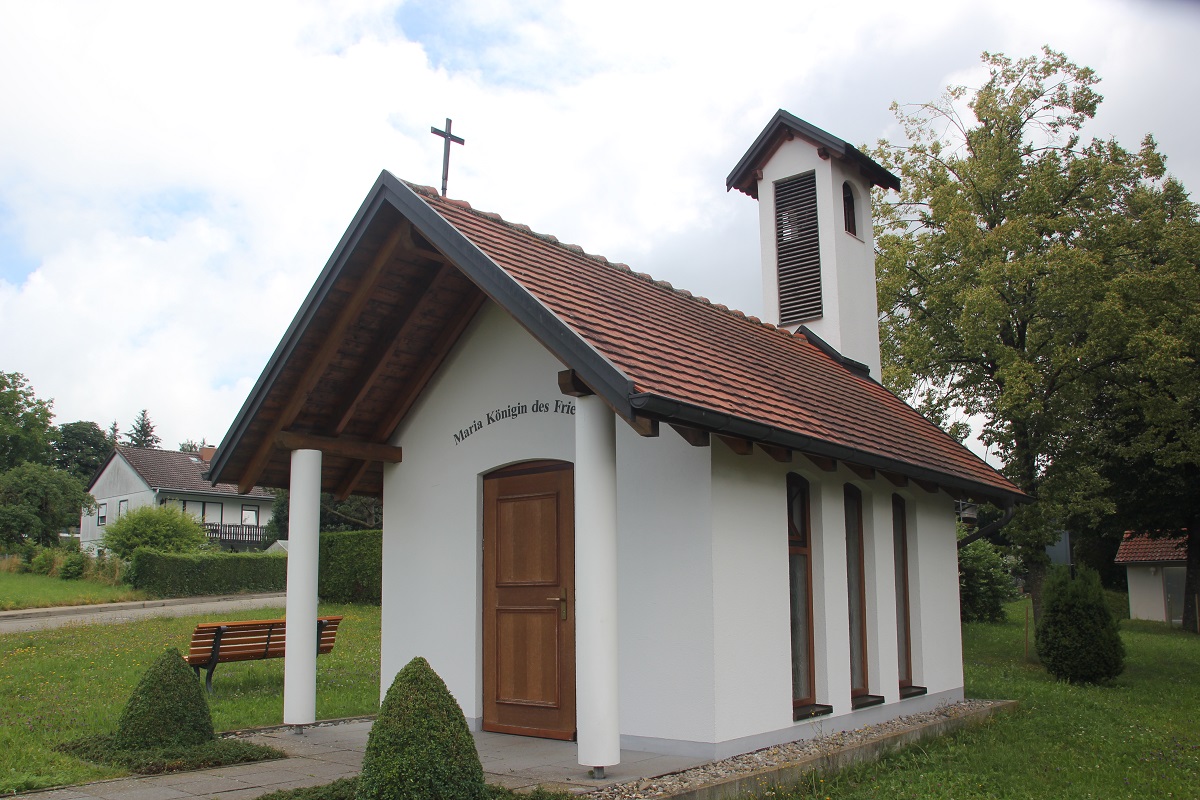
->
[402,179,807,343]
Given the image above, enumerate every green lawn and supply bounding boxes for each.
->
[0,603,380,794]
[0,571,146,610]
[746,600,1200,799]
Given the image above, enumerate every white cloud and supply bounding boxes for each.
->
[1,0,1197,453]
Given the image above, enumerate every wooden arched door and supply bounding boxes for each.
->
[482,461,576,739]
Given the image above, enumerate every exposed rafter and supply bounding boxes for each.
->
[238,222,407,493]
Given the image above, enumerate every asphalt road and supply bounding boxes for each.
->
[0,592,288,634]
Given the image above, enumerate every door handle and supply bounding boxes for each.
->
[545,589,567,620]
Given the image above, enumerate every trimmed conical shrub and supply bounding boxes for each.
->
[115,647,214,750]
[1035,566,1125,684]
[356,656,486,800]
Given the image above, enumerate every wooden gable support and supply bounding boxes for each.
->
[669,423,709,447]
[557,369,594,397]
[276,432,403,464]
[329,262,454,435]
[628,415,659,437]
[848,463,875,481]
[715,434,754,455]
[882,470,908,488]
[238,222,408,494]
[332,290,487,499]
[757,443,792,463]
[914,478,940,494]
[803,452,837,472]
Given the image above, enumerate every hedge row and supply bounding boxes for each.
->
[319,530,382,605]
[129,549,288,597]
[128,530,383,601]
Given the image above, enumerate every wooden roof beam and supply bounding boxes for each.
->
[757,443,792,463]
[332,289,486,499]
[882,470,908,488]
[715,434,754,455]
[238,221,408,493]
[803,453,837,472]
[848,463,875,481]
[669,423,709,447]
[330,262,455,435]
[276,431,403,464]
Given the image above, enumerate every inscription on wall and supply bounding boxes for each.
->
[452,399,575,445]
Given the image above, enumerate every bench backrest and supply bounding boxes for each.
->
[186,616,343,666]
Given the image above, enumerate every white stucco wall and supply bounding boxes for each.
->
[755,139,883,379]
[1126,565,1166,622]
[615,422,717,744]
[381,302,575,723]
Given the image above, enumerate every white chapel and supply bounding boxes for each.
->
[209,110,1024,773]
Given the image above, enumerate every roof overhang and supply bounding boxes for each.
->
[727,109,901,199]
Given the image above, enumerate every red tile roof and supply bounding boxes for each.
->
[407,183,1020,501]
[107,446,272,498]
[1115,532,1188,564]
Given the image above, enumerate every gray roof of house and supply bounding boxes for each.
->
[94,446,273,499]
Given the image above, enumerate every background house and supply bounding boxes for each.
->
[1115,532,1188,624]
[81,445,273,552]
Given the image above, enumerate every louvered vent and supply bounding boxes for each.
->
[775,172,822,325]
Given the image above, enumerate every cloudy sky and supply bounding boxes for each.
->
[1,0,1197,457]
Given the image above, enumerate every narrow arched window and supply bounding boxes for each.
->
[842,182,857,236]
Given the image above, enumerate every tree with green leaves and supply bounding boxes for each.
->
[0,462,94,547]
[0,372,54,472]
[178,437,209,453]
[872,47,1181,615]
[52,420,111,483]
[123,409,161,449]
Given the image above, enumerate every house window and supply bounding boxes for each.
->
[117,499,129,518]
[202,502,223,526]
[97,503,107,526]
[775,171,822,325]
[242,505,260,526]
[844,485,868,697]
[842,182,857,236]
[893,496,912,686]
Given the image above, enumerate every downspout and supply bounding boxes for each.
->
[957,501,1016,549]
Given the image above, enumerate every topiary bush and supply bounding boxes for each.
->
[101,505,209,560]
[357,656,486,800]
[128,548,287,597]
[115,647,214,750]
[1035,566,1125,684]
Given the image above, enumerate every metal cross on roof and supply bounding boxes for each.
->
[430,117,465,198]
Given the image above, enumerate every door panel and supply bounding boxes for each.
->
[483,463,575,739]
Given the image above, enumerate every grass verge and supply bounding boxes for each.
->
[0,602,379,794]
[742,599,1199,799]
[0,570,146,610]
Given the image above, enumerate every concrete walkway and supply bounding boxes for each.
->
[0,593,288,634]
[23,721,706,799]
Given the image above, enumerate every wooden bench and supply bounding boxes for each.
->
[186,616,343,692]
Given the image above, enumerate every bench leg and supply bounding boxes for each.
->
[205,663,217,694]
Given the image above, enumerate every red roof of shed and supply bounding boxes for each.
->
[1115,532,1188,564]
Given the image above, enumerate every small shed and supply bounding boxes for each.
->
[1115,532,1188,624]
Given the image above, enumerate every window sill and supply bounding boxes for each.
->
[793,703,834,721]
[899,685,928,700]
[851,694,885,710]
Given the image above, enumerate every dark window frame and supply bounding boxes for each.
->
[842,181,858,236]
[893,495,912,688]
[97,503,107,527]
[241,504,260,527]
[844,484,869,698]
[117,499,129,519]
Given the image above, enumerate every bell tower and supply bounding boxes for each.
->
[727,110,899,379]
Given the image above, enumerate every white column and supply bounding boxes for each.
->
[574,395,620,770]
[284,448,322,726]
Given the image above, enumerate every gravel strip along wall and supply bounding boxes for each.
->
[587,700,1017,800]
